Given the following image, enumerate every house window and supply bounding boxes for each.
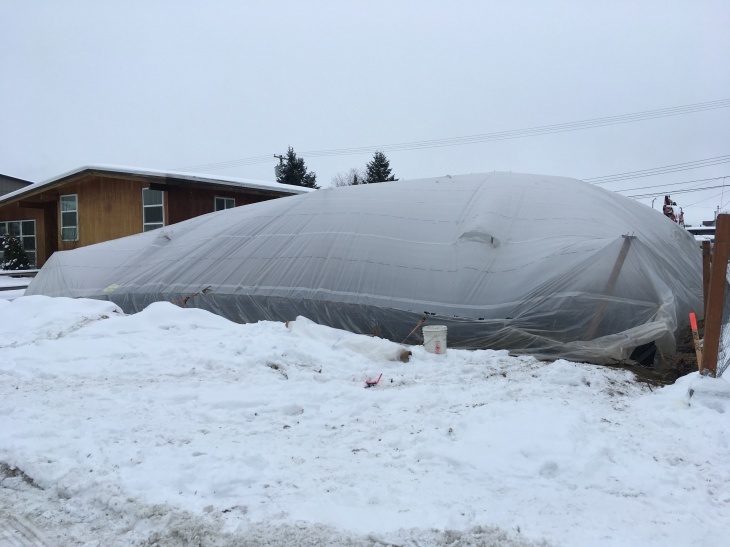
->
[143,188,164,231]
[215,197,235,211]
[60,194,79,241]
[0,219,37,267]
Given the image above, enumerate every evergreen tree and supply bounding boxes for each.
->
[276,147,319,189]
[1,235,31,270]
[365,151,397,184]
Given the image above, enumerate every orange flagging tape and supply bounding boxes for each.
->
[689,312,703,373]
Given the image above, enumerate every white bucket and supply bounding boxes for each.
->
[423,325,447,355]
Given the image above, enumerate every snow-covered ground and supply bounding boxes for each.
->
[1,296,729,546]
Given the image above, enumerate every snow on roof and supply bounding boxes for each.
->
[686,226,715,233]
[0,164,313,204]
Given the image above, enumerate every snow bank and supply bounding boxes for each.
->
[1,296,728,546]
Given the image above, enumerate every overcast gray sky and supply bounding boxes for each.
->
[1,0,728,224]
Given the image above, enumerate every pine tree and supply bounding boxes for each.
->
[365,151,397,184]
[276,147,319,189]
[1,235,31,270]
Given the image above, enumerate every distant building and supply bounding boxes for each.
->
[0,166,310,268]
[0,173,32,197]
[684,212,730,247]
[685,224,714,246]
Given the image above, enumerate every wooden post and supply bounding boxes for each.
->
[702,240,712,318]
[700,214,730,377]
[584,235,635,340]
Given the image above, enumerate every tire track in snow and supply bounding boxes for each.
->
[0,514,50,546]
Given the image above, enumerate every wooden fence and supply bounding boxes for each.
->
[699,214,730,377]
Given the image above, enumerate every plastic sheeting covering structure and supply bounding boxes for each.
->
[26,172,703,364]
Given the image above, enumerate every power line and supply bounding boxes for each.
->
[300,100,730,156]
[610,175,730,194]
[585,155,730,184]
[627,181,730,199]
[606,172,730,212]
[682,191,728,209]
[176,98,730,172]
[628,185,726,198]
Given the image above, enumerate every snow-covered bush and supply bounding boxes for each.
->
[1,235,31,270]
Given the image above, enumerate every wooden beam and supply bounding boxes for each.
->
[584,235,635,340]
[148,183,169,192]
[700,214,730,377]
[702,240,712,318]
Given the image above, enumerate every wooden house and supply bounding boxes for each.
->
[0,166,310,268]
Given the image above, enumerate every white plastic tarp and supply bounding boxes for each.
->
[26,172,703,364]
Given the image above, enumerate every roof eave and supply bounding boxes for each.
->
[0,165,308,206]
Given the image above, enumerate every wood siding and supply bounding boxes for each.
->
[166,186,268,225]
[0,171,294,268]
[60,175,148,251]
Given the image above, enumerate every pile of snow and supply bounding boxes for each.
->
[1,296,728,546]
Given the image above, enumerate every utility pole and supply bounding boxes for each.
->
[274,154,286,179]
